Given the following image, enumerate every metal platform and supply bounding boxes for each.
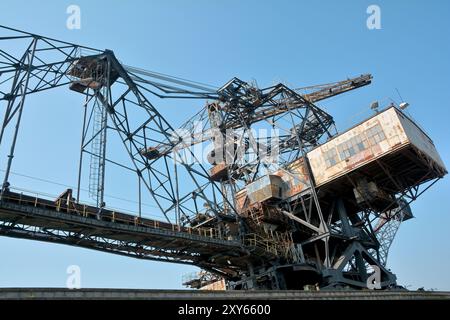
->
[0,288,448,300]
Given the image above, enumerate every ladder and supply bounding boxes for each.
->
[88,99,107,208]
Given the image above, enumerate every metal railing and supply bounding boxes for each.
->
[0,188,221,240]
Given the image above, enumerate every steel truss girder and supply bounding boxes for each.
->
[83,50,235,226]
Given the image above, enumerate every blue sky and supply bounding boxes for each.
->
[0,0,449,290]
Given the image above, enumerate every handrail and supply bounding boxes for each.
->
[0,191,221,240]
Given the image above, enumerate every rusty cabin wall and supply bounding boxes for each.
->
[395,109,446,171]
[307,107,414,187]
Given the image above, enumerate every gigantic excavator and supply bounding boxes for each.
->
[0,26,446,290]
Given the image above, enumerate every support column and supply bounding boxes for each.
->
[1,38,37,194]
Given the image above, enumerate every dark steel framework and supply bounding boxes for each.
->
[0,25,445,290]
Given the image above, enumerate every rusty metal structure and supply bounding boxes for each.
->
[0,26,446,290]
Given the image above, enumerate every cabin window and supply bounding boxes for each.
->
[337,134,368,161]
[324,148,339,168]
[338,140,355,160]
[366,124,386,145]
[353,134,369,152]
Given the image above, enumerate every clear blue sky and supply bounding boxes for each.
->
[0,0,449,290]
